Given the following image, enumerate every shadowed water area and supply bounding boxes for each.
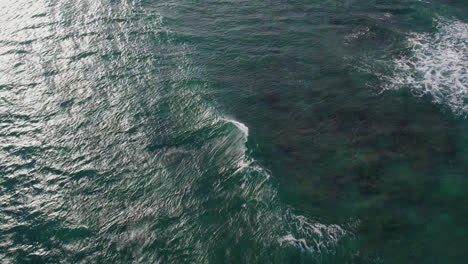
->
[0,0,467,263]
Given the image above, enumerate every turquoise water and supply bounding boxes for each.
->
[1,0,467,263]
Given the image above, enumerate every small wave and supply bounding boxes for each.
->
[387,18,468,114]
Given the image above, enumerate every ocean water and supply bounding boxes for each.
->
[0,0,467,263]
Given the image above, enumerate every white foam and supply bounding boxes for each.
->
[277,213,348,255]
[234,158,252,175]
[388,18,468,114]
[278,234,315,253]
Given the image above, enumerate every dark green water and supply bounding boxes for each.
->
[1,0,467,263]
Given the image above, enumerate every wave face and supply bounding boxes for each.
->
[388,18,468,114]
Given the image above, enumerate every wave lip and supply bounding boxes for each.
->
[221,117,249,139]
[389,18,468,114]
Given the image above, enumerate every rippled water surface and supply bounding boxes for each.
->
[1,0,467,263]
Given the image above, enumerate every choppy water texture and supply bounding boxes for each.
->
[1,0,467,263]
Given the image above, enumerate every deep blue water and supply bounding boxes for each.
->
[1,0,467,263]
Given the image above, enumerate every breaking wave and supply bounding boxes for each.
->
[218,117,349,258]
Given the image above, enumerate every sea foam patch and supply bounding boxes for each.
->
[388,18,468,114]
